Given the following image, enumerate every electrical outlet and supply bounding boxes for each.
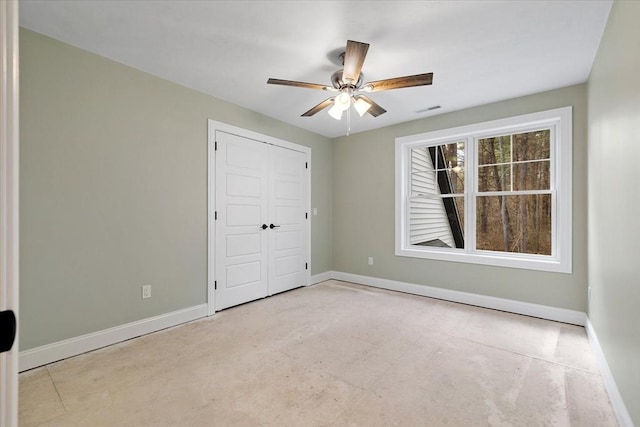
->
[368,257,374,265]
[142,285,151,299]
[313,208,318,216]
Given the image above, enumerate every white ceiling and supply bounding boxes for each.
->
[19,1,612,138]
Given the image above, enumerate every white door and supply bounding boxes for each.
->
[215,131,269,311]
[268,146,308,295]
[214,130,308,310]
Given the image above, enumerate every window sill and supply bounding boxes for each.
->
[396,246,571,274]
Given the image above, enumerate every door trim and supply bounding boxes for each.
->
[0,1,20,425]
[207,120,311,315]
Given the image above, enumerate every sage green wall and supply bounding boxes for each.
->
[20,29,332,350]
[333,84,588,311]
[587,1,640,424]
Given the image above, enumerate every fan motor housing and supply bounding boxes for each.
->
[331,69,363,90]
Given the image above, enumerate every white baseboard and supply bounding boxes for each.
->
[309,271,333,285]
[331,271,587,326]
[19,304,208,372]
[585,319,634,427]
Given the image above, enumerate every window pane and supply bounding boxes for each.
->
[411,146,437,197]
[476,195,551,255]
[429,142,465,170]
[478,135,511,165]
[437,168,465,194]
[411,147,432,173]
[450,196,464,238]
[430,142,465,194]
[411,171,437,197]
[412,143,464,196]
[513,160,550,191]
[437,142,465,170]
[513,129,550,161]
[409,196,464,249]
[478,164,511,192]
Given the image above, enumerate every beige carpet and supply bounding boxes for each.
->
[19,280,617,426]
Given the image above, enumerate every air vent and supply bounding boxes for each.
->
[416,105,442,114]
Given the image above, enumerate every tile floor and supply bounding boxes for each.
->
[19,280,617,426]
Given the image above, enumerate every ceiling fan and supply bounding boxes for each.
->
[267,40,433,121]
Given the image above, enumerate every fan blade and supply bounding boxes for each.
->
[363,73,433,92]
[267,78,329,90]
[356,95,387,117]
[301,98,334,117]
[342,40,369,86]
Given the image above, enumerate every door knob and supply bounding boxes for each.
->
[261,224,268,230]
[0,310,16,353]
[269,224,280,229]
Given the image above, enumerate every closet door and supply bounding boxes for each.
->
[268,146,308,295]
[215,131,269,311]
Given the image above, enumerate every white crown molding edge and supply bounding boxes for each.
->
[19,304,208,372]
[331,271,586,325]
[585,319,635,427]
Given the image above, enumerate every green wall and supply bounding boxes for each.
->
[333,84,588,311]
[20,29,333,350]
[587,1,640,424]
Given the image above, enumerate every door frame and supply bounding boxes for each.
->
[207,120,311,316]
[0,1,20,426]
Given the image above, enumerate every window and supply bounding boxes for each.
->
[396,107,572,273]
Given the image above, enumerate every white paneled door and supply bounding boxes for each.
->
[214,130,308,311]
[268,144,307,295]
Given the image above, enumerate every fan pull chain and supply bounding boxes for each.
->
[347,106,351,136]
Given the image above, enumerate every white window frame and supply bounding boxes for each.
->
[395,107,572,273]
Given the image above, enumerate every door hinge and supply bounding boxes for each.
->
[215,140,218,151]
[305,162,308,169]
[214,211,218,220]
[305,212,308,219]
[214,281,217,290]
[305,263,308,270]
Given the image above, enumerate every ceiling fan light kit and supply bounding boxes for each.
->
[267,40,433,131]
[334,92,351,112]
[328,102,344,120]
[353,96,371,116]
